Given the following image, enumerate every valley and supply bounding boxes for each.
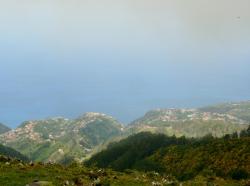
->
[0,101,249,185]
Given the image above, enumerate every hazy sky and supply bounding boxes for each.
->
[0,0,250,128]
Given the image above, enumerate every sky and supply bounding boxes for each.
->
[0,0,250,128]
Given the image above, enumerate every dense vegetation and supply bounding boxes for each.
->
[86,132,189,170]
[86,127,250,182]
[0,156,248,186]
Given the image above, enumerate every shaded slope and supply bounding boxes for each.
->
[0,143,29,161]
[86,127,250,181]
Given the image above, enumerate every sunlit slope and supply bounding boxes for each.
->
[199,100,250,122]
[0,113,123,163]
[128,102,250,137]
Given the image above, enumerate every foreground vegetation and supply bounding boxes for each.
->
[0,156,249,186]
[86,127,250,183]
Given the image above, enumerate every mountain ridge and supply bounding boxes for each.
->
[127,102,250,138]
[0,123,11,135]
[0,112,123,163]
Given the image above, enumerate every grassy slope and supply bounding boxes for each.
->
[128,120,248,138]
[128,109,249,138]
[0,144,29,162]
[0,160,248,186]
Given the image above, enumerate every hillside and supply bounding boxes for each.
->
[128,102,250,137]
[0,102,249,185]
[0,143,29,161]
[0,113,123,163]
[86,127,250,182]
[199,100,250,122]
[0,101,249,164]
[0,123,11,134]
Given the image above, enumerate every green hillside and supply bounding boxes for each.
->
[86,127,250,182]
[0,153,249,186]
[128,102,250,137]
[1,101,250,165]
[0,143,29,161]
[0,101,250,185]
[199,100,250,122]
[0,113,123,163]
[0,128,249,186]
